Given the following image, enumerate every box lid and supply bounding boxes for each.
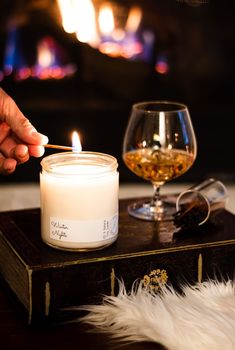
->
[0,199,234,271]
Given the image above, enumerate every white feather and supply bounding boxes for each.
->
[78,279,235,350]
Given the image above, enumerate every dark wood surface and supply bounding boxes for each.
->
[0,277,165,350]
[1,199,235,324]
[1,199,235,269]
[1,200,235,349]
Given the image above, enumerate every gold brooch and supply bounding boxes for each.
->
[142,269,168,291]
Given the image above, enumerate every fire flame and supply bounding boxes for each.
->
[72,131,82,152]
[125,6,142,33]
[32,36,76,80]
[37,37,55,68]
[57,0,99,47]
[1,28,76,81]
[74,0,99,47]
[57,0,149,61]
[57,0,77,34]
[98,3,115,36]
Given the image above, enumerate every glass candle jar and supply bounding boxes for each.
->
[40,152,119,251]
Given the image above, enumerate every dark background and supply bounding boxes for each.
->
[0,0,234,184]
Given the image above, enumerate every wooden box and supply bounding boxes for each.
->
[0,198,235,324]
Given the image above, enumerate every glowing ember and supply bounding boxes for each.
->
[16,67,31,81]
[155,55,169,74]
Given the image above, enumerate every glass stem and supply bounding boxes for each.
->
[150,184,164,214]
[151,183,161,207]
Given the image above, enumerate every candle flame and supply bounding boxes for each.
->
[72,131,82,152]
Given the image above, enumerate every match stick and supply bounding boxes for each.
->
[44,144,74,151]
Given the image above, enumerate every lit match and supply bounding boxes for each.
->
[44,131,82,152]
[44,144,74,151]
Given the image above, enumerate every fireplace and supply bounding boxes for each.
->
[0,0,234,183]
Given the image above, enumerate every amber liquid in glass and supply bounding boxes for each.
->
[123,148,194,184]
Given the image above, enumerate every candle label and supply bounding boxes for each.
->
[49,214,118,243]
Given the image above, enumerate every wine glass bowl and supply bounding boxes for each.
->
[122,101,197,221]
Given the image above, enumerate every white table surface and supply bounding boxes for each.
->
[0,182,234,214]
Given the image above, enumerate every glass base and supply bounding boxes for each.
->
[127,194,177,221]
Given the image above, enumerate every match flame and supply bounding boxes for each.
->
[72,131,82,152]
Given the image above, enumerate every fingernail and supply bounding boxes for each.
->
[20,146,28,157]
[32,131,49,144]
[41,134,49,145]
[38,146,45,157]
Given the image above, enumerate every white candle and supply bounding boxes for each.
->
[40,152,119,251]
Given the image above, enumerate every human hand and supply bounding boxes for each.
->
[0,88,48,175]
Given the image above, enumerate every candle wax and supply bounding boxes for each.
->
[40,162,119,250]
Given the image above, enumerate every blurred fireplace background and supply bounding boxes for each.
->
[0,0,234,184]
